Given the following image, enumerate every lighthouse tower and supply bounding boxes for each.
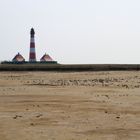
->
[29,28,36,62]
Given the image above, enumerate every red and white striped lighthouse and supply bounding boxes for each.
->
[29,28,36,62]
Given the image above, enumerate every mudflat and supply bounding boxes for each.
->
[0,71,140,140]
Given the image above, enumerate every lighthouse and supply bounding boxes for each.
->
[29,28,36,62]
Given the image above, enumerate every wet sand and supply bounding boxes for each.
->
[0,71,140,140]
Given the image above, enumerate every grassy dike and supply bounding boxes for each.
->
[0,64,140,71]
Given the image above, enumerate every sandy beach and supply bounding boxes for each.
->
[0,71,140,140]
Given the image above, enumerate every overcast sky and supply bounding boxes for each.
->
[0,0,140,64]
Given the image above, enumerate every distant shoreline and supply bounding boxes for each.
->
[0,64,140,71]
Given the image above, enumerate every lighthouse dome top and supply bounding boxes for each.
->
[30,28,35,35]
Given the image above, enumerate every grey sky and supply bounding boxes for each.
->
[0,0,140,64]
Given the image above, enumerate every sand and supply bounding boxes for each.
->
[0,71,140,140]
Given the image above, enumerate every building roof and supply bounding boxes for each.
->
[12,53,25,62]
[40,53,54,61]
